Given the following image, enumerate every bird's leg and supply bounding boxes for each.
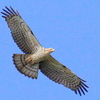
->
[25,54,34,64]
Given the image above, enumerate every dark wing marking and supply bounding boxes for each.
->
[1,6,42,54]
[40,56,89,96]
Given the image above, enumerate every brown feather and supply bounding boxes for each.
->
[1,6,42,54]
[40,56,89,96]
[13,54,39,79]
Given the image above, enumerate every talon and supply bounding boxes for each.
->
[25,57,31,63]
[25,55,34,64]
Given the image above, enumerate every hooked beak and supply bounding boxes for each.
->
[45,48,55,52]
[51,49,55,52]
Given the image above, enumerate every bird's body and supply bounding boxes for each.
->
[1,6,89,96]
[25,48,55,64]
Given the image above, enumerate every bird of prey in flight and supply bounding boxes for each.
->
[1,6,89,96]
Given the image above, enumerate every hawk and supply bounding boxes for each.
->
[1,6,89,96]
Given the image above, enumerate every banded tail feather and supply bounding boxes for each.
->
[13,54,39,79]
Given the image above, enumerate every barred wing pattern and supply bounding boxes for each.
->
[1,6,41,54]
[1,6,89,96]
[40,56,89,96]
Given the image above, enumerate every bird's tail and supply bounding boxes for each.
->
[13,54,39,79]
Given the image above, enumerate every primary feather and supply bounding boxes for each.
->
[1,6,89,96]
[2,6,41,54]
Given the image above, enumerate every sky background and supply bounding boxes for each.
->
[0,0,100,100]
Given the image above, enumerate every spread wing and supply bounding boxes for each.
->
[1,6,42,54]
[40,56,89,96]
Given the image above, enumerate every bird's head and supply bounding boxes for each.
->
[44,48,55,54]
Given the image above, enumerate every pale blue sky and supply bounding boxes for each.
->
[0,0,100,100]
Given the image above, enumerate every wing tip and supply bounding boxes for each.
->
[74,79,89,96]
[1,6,20,19]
